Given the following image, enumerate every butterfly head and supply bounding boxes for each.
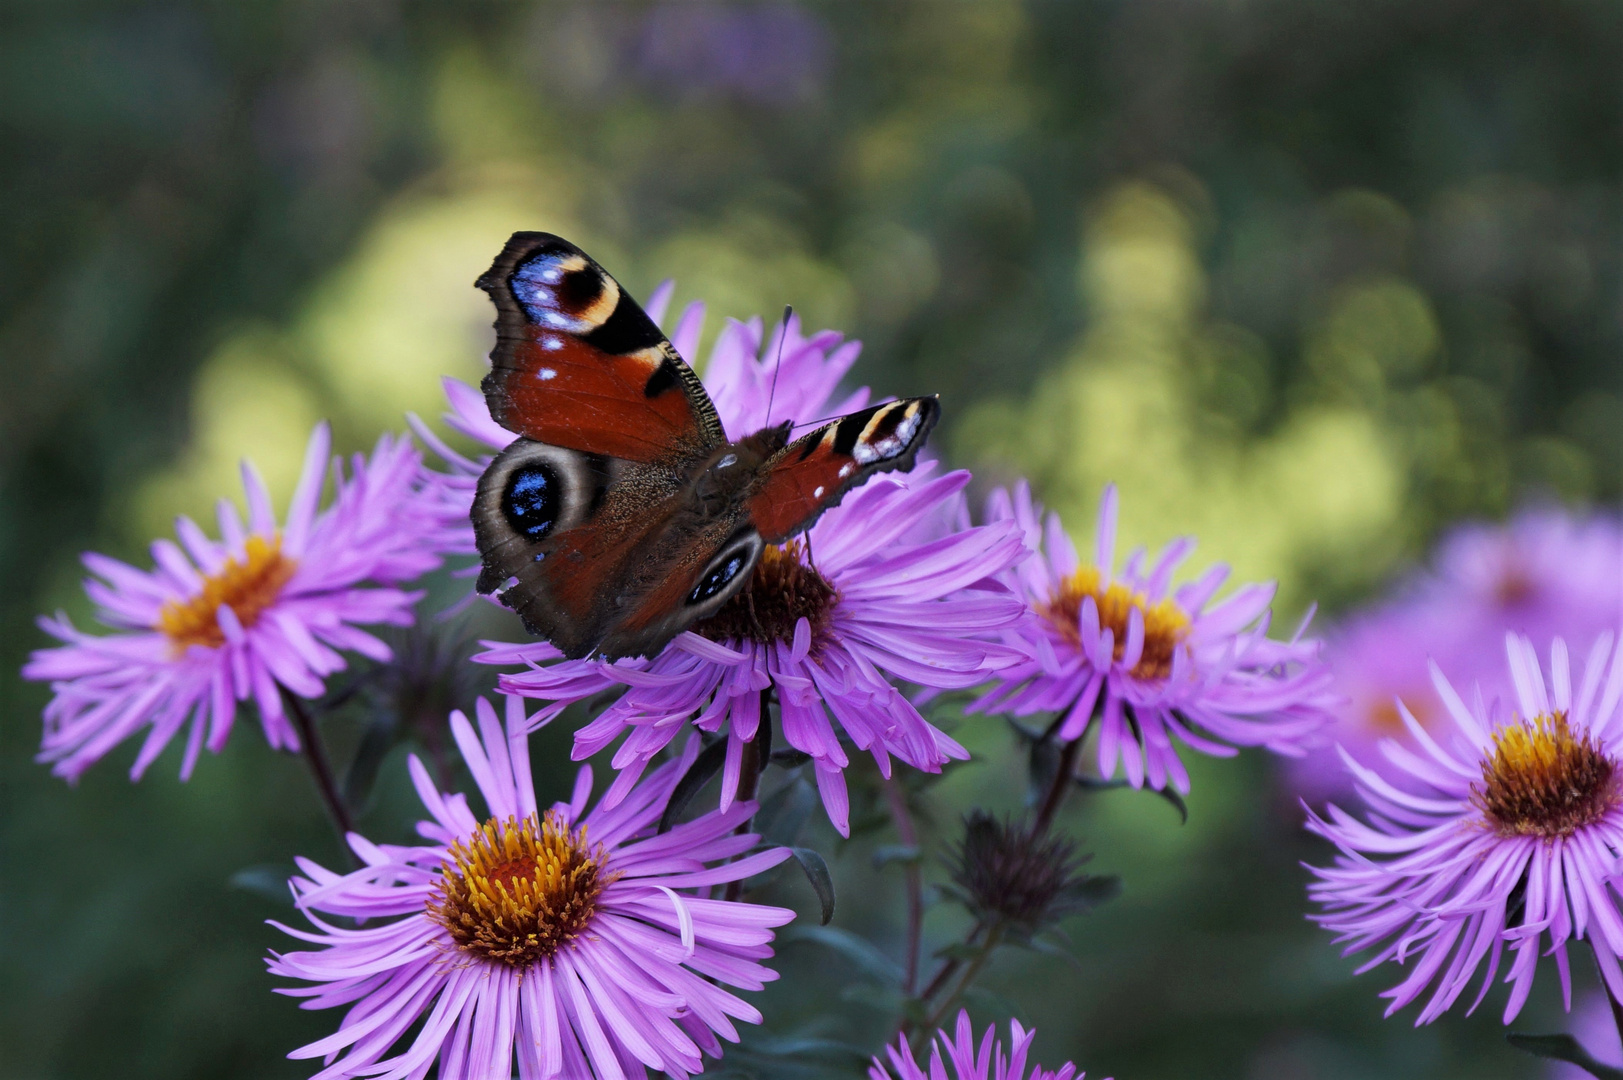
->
[737,420,793,458]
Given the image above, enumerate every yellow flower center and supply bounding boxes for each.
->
[427,812,607,967]
[1473,711,1617,838]
[1038,565,1191,680]
[156,535,297,651]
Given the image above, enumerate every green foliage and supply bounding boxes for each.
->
[1508,1033,1623,1079]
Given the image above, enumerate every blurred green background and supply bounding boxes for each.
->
[3,2,1620,1077]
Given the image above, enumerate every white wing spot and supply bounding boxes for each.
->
[538,368,557,380]
[813,485,825,497]
[838,463,854,478]
[542,335,564,351]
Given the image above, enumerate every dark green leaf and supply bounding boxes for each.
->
[1507,1033,1623,1078]
[755,776,816,848]
[342,716,399,812]
[739,1033,870,1063]
[871,844,921,870]
[1012,930,1084,971]
[1027,736,1061,807]
[840,983,908,1012]
[1061,874,1124,909]
[962,985,1025,1017]
[933,941,985,961]
[770,748,812,767]
[1005,717,1048,743]
[790,847,836,925]
[1073,774,1188,823]
[659,737,728,833]
[782,925,902,985]
[1152,785,1189,824]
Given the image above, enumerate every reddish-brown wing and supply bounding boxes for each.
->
[477,232,724,464]
[746,397,940,543]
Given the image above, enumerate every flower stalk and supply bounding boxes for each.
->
[914,920,1005,1049]
[281,689,356,856]
[884,775,925,995]
[1031,732,1084,837]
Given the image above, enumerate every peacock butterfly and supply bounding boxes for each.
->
[470,232,939,660]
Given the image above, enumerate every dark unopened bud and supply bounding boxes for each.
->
[943,811,1114,931]
[342,623,493,801]
[367,624,486,737]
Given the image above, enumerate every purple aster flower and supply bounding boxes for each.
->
[1423,504,1623,650]
[24,423,441,781]
[269,694,794,1080]
[423,293,1027,836]
[870,1009,1097,1080]
[1286,504,1623,801]
[975,481,1334,793]
[1307,632,1623,1023]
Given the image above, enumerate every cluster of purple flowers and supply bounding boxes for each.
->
[1288,499,1623,1043]
[42,277,1622,1075]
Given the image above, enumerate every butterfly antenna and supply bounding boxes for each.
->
[764,305,791,428]
[790,413,845,431]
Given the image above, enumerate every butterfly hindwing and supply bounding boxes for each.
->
[746,397,940,543]
[472,437,770,659]
[471,438,684,657]
[477,232,724,464]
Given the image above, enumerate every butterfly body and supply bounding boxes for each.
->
[471,232,938,660]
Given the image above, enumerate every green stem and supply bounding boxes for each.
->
[916,922,980,1004]
[884,775,925,996]
[1031,734,1082,837]
[282,689,357,864]
[918,921,1004,1042]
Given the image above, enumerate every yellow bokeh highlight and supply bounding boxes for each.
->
[130,327,322,540]
[960,181,1408,613]
[128,40,872,539]
[131,47,587,536]
[649,211,854,363]
[303,187,569,434]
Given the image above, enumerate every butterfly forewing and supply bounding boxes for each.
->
[745,398,940,543]
[478,232,724,464]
